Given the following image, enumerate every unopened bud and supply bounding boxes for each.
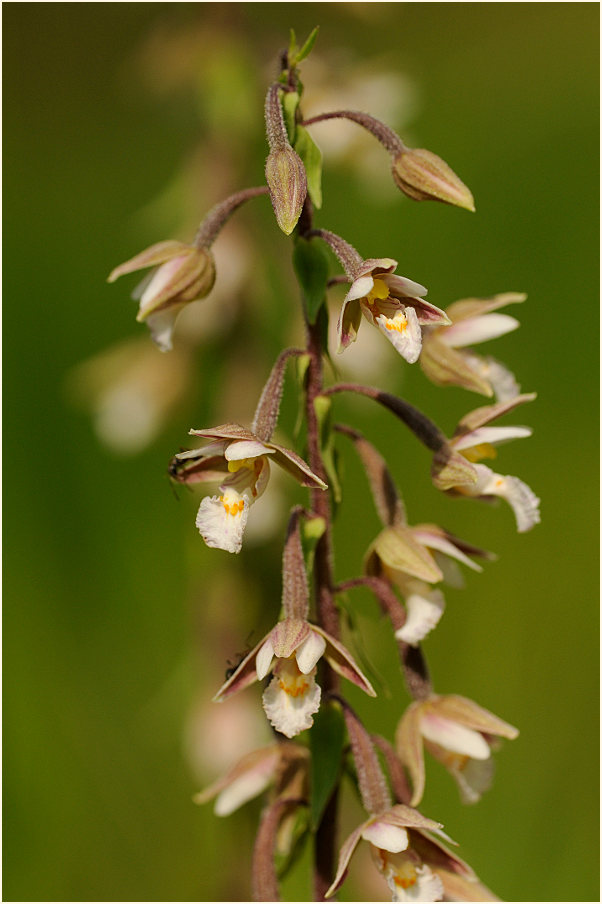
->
[265,146,307,235]
[392,148,475,212]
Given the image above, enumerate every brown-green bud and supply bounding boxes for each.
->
[265,145,307,235]
[392,147,475,212]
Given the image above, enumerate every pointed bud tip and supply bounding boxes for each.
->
[392,148,475,212]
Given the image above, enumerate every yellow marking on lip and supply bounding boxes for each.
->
[366,278,390,303]
[385,316,408,333]
[220,495,244,516]
[279,678,309,697]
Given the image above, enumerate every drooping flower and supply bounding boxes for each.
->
[441,394,541,532]
[396,694,519,806]
[108,240,216,351]
[338,257,450,363]
[193,741,309,816]
[420,292,525,399]
[214,615,375,738]
[169,424,326,554]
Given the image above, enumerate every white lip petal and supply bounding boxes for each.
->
[195,490,250,553]
[441,313,520,348]
[420,713,490,759]
[262,668,321,738]
[471,465,541,532]
[295,631,326,674]
[376,305,422,363]
[395,588,445,645]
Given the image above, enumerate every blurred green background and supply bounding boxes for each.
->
[4,3,599,901]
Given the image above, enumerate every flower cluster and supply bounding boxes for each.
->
[108,30,538,902]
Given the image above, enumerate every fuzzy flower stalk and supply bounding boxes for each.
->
[108,28,538,903]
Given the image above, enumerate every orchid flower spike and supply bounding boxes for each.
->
[396,694,519,806]
[420,292,526,399]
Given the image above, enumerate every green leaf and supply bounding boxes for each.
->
[282,90,300,145]
[309,701,345,830]
[294,125,322,208]
[313,395,342,504]
[292,238,329,324]
[295,26,319,64]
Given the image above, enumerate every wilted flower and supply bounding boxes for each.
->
[420,292,525,399]
[214,616,375,738]
[396,694,519,806]
[170,424,326,554]
[443,394,540,532]
[338,258,450,363]
[108,240,216,351]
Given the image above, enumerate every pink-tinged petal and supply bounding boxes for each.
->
[395,703,427,807]
[189,423,259,442]
[445,291,526,324]
[107,240,191,282]
[405,296,451,326]
[295,630,326,674]
[269,443,327,490]
[325,825,365,898]
[193,745,280,811]
[313,625,376,696]
[452,425,532,452]
[454,392,536,435]
[383,273,429,299]
[358,257,398,277]
[137,256,189,317]
[375,305,423,364]
[410,527,483,573]
[143,308,181,352]
[214,752,280,816]
[384,804,446,837]
[420,713,490,759]
[212,634,268,702]
[361,820,409,853]
[430,695,519,739]
[337,296,363,352]
[436,868,500,902]
[395,586,445,645]
[255,638,275,681]
[262,661,321,738]
[346,274,375,302]
[224,440,275,460]
[410,829,474,878]
[270,618,311,660]
[441,313,520,348]
[195,489,250,553]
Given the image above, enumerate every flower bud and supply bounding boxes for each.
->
[392,147,475,211]
[265,146,307,235]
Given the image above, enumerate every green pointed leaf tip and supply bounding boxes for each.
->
[293,238,329,324]
[294,125,323,208]
[310,702,345,830]
[282,91,300,145]
[295,26,319,64]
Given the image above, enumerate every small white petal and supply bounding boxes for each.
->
[224,440,274,461]
[362,820,409,853]
[421,713,490,759]
[255,639,275,681]
[295,631,326,674]
[386,860,444,902]
[214,762,275,816]
[262,662,321,738]
[195,488,249,553]
[441,313,520,348]
[472,465,541,532]
[464,353,521,401]
[452,426,532,452]
[347,274,375,302]
[395,588,445,645]
[144,309,180,352]
[376,306,422,363]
